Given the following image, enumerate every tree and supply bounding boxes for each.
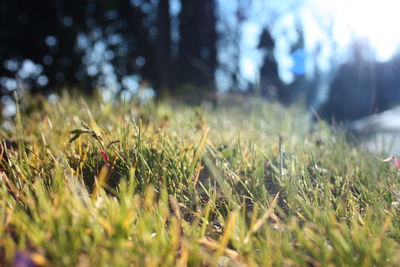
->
[155,0,173,92]
[178,0,217,92]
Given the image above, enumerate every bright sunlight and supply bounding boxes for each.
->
[331,0,400,61]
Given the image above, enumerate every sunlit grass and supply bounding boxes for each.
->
[0,94,399,266]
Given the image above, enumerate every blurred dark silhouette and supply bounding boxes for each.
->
[258,27,316,106]
[319,40,377,121]
[319,39,400,121]
[257,28,282,100]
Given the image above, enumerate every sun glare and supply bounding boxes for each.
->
[332,0,400,61]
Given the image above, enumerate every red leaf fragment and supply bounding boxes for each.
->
[100,150,109,163]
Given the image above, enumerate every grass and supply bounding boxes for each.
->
[0,94,400,266]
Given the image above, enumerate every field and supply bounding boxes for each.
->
[0,95,399,266]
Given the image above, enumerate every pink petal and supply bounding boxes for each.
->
[394,158,400,169]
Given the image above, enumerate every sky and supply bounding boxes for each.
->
[218,0,400,90]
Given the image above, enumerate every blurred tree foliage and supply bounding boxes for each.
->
[0,0,218,98]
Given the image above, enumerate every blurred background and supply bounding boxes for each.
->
[1,0,400,124]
